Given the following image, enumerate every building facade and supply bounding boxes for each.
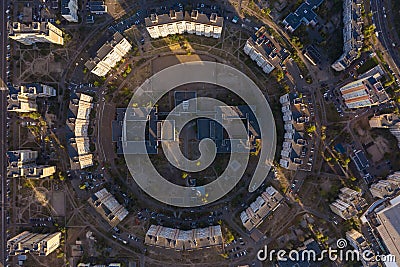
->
[6,150,56,179]
[20,84,57,97]
[7,231,61,256]
[346,229,378,267]
[145,10,223,39]
[88,188,129,227]
[240,186,284,231]
[369,172,400,198]
[8,22,64,45]
[331,0,363,71]
[330,187,367,220]
[145,225,223,250]
[85,32,132,77]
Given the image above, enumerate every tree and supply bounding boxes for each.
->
[276,70,284,82]
[59,171,66,181]
[306,125,316,133]
[93,81,100,87]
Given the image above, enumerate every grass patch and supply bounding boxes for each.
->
[357,57,379,74]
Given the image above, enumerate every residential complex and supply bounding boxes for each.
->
[8,94,38,113]
[20,83,57,98]
[369,172,400,198]
[329,187,367,220]
[7,231,61,256]
[8,22,64,45]
[6,150,56,179]
[346,229,378,267]
[145,10,223,39]
[331,0,363,71]
[66,93,94,169]
[279,93,312,171]
[85,32,132,77]
[244,28,274,74]
[88,188,129,227]
[113,92,261,155]
[369,113,400,148]
[374,195,400,266]
[282,0,324,32]
[61,0,78,22]
[8,83,57,113]
[339,71,388,109]
[240,186,284,232]
[144,225,223,250]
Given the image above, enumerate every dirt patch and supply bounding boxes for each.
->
[51,191,66,216]
[151,54,216,74]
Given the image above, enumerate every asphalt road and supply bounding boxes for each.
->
[370,0,400,80]
[0,0,9,265]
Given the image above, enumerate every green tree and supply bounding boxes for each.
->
[306,125,316,133]
[276,70,284,82]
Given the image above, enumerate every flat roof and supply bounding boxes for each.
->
[376,201,400,266]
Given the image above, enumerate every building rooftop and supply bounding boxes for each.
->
[145,225,223,250]
[8,22,64,45]
[375,196,400,266]
[240,186,284,231]
[88,188,129,227]
[283,0,324,32]
[145,10,223,28]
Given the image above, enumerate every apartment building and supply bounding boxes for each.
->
[9,94,37,113]
[346,229,378,267]
[88,188,129,227]
[145,10,223,39]
[282,0,324,32]
[145,225,223,250]
[339,71,388,109]
[330,187,367,220]
[68,93,94,169]
[6,150,38,167]
[279,93,311,171]
[8,22,64,45]
[7,231,61,256]
[6,150,56,179]
[61,0,78,22]
[369,113,400,148]
[20,83,57,97]
[85,32,131,77]
[369,172,400,198]
[240,186,284,232]
[19,165,57,179]
[331,0,363,71]
[9,83,56,113]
